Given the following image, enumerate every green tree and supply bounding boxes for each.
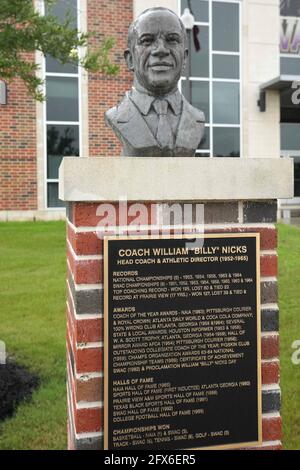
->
[0,0,119,100]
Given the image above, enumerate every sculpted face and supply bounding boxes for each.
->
[125,10,187,95]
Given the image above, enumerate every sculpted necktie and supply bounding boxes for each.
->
[153,99,174,149]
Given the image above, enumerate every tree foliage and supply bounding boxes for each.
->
[0,0,119,100]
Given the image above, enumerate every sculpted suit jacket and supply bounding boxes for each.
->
[105,91,205,157]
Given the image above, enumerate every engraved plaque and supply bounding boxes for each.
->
[104,234,262,450]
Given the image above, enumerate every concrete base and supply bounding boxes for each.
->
[59,157,293,202]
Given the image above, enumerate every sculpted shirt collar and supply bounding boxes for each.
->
[130,87,182,116]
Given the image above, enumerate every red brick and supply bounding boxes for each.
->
[76,376,102,403]
[260,254,278,277]
[68,358,102,407]
[262,361,280,385]
[259,227,277,251]
[67,296,102,343]
[261,334,279,360]
[76,317,103,344]
[74,407,102,434]
[73,202,157,228]
[67,244,102,284]
[241,227,277,251]
[262,416,282,441]
[74,259,102,284]
[68,223,103,256]
[76,347,103,374]
[68,369,102,434]
[67,324,103,374]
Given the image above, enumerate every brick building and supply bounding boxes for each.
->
[0,0,299,220]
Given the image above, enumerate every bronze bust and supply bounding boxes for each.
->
[105,7,205,157]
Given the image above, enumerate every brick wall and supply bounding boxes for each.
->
[87,0,133,157]
[66,199,281,450]
[0,54,37,211]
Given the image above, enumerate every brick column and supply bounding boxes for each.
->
[66,199,281,450]
[60,156,293,450]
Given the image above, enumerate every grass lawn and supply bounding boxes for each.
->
[0,221,299,450]
[0,221,67,450]
[278,223,300,450]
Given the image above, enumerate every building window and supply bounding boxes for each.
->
[280,0,300,17]
[45,0,80,208]
[280,86,300,153]
[180,0,241,157]
[280,0,300,199]
[280,0,300,74]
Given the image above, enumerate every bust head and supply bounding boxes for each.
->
[125,8,188,96]
[105,7,205,157]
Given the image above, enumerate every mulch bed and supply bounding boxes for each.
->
[0,359,39,421]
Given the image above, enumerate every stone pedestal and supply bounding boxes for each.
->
[59,157,293,450]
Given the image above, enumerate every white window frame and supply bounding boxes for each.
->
[178,0,242,157]
[43,0,82,210]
